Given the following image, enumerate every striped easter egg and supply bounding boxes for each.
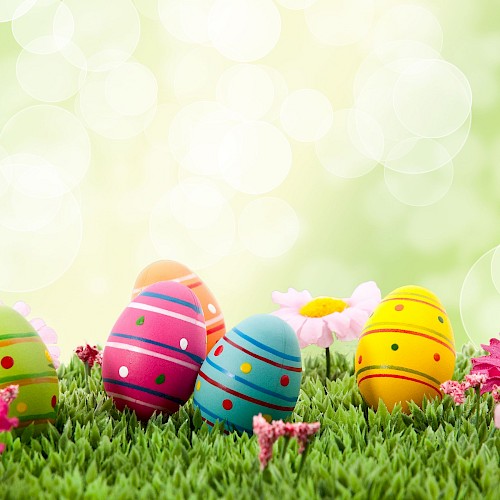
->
[102,281,206,421]
[0,306,59,430]
[355,285,456,413]
[132,260,225,355]
[193,314,302,435]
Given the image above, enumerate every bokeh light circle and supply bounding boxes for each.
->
[276,0,317,9]
[371,4,443,51]
[384,163,454,206]
[11,0,73,54]
[173,47,229,103]
[216,64,275,120]
[0,0,37,23]
[315,108,384,178]
[169,101,241,176]
[0,105,91,194]
[64,0,141,71]
[150,182,236,269]
[305,0,375,46]
[393,59,472,138]
[238,197,299,258]
[159,0,213,45]
[384,137,454,174]
[208,0,282,62]
[0,154,63,232]
[105,62,158,117]
[16,42,87,102]
[280,89,333,142]
[353,40,442,96]
[461,245,500,348]
[219,121,292,194]
[0,192,82,292]
[78,71,156,140]
[133,0,161,20]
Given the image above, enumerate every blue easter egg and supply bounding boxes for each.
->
[193,314,302,434]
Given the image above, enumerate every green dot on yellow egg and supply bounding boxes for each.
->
[240,362,252,374]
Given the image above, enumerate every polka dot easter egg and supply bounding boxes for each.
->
[0,305,59,430]
[194,314,302,434]
[132,260,226,356]
[355,285,455,413]
[102,281,206,421]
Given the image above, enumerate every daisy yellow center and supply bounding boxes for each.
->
[299,297,348,318]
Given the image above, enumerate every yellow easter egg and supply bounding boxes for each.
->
[355,285,455,413]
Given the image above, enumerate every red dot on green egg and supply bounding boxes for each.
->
[214,345,224,356]
[434,353,441,362]
[222,399,233,410]
[358,355,363,364]
[155,374,165,384]
[1,356,14,369]
[395,304,404,311]
[51,395,57,408]
[438,316,444,323]
[280,375,290,387]
[391,344,399,351]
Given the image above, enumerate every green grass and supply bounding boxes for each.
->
[1,345,500,499]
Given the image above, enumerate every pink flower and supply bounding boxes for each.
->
[495,405,500,429]
[0,385,19,405]
[75,344,103,368]
[252,414,320,470]
[464,373,487,390]
[440,380,467,405]
[0,300,60,368]
[0,388,19,453]
[470,338,500,394]
[271,281,381,348]
[492,386,500,404]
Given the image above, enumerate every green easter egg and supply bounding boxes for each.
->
[0,306,59,430]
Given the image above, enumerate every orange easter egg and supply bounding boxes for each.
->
[133,260,225,356]
[355,285,455,413]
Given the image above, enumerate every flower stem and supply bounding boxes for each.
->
[475,386,481,426]
[294,443,310,487]
[325,347,331,380]
[281,436,290,459]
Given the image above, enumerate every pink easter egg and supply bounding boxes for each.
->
[102,281,206,420]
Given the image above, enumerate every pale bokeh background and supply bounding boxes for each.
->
[0,0,499,364]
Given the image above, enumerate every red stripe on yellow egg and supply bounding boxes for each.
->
[360,328,455,354]
[382,297,446,314]
[358,373,442,397]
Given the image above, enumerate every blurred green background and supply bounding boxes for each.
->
[0,0,499,364]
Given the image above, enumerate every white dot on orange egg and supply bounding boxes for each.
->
[180,338,188,350]
[208,304,217,314]
[119,366,129,378]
